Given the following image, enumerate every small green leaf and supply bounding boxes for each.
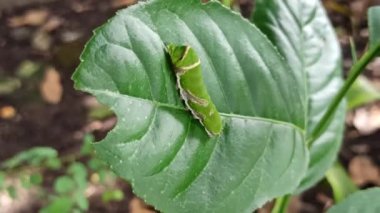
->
[68,162,88,189]
[75,193,89,211]
[30,158,44,167]
[102,189,124,203]
[347,76,380,109]
[327,188,380,213]
[80,134,95,155]
[21,175,32,189]
[88,158,104,171]
[68,163,87,178]
[369,6,380,54]
[1,147,57,169]
[40,197,74,213]
[45,158,62,170]
[7,186,17,199]
[325,162,358,203]
[0,171,5,188]
[54,176,76,194]
[30,173,43,185]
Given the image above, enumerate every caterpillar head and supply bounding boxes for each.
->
[166,44,189,65]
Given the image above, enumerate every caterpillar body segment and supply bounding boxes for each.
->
[166,44,223,137]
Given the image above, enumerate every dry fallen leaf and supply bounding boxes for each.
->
[0,77,21,95]
[0,106,16,119]
[352,106,380,135]
[257,201,273,213]
[349,155,380,186]
[129,197,156,213]
[317,193,333,211]
[70,1,92,13]
[41,16,63,32]
[32,30,52,51]
[8,9,49,27]
[40,67,63,104]
[112,0,136,8]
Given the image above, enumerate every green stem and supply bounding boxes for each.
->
[308,44,380,146]
[349,37,358,63]
[272,195,291,213]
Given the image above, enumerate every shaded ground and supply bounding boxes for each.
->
[1,0,380,212]
[0,0,123,161]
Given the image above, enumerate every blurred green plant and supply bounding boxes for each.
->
[0,133,124,212]
[1,147,60,169]
[347,76,380,110]
[0,77,21,95]
[16,60,42,79]
[325,162,358,203]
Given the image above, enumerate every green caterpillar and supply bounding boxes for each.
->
[167,44,223,137]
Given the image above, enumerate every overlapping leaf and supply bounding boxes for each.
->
[253,0,345,192]
[73,0,309,212]
[328,188,380,213]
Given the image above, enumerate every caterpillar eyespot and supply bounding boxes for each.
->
[166,44,223,137]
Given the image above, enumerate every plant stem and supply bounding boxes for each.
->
[272,195,291,213]
[349,37,358,63]
[308,44,380,146]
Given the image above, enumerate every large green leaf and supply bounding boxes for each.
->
[73,0,309,212]
[327,188,380,213]
[253,0,345,192]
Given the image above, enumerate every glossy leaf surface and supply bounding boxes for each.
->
[253,0,345,192]
[73,0,309,212]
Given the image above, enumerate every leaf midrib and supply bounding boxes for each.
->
[278,1,310,133]
[81,87,306,134]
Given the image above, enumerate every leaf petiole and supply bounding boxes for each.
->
[271,194,291,213]
[308,43,380,146]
